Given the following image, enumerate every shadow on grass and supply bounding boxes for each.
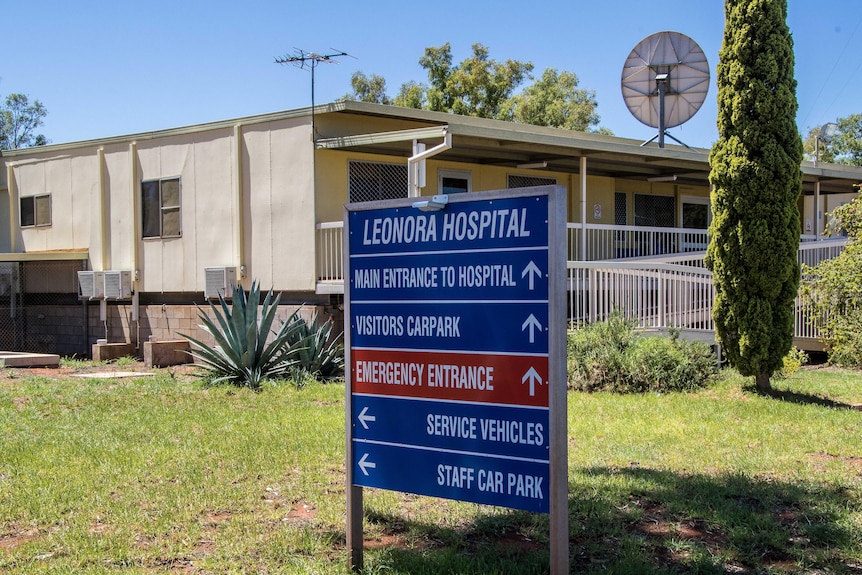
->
[359,468,862,574]
[743,384,861,410]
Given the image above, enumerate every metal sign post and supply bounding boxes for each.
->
[345,186,567,573]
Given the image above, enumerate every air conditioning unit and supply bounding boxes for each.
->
[78,271,105,299]
[204,267,237,299]
[103,270,133,299]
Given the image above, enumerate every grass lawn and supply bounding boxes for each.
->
[0,362,860,574]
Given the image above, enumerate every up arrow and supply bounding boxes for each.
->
[521,261,542,290]
[521,367,544,396]
[521,314,542,344]
[357,406,376,430]
[358,453,377,476]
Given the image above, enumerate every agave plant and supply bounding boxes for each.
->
[283,310,345,380]
[181,281,302,389]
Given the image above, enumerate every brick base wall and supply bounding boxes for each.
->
[87,302,344,357]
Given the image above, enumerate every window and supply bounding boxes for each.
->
[438,169,471,194]
[634,194,675,227]
[20,194,51,227]
[614,192,627,226]
[142,177,181,238]
[508,174,557,189]
[348,161,407,203]
[681,196,710,229]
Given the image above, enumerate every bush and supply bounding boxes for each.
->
[282,310,344,381]
[567,314,718,393]
[801,190,862,368]
[778,347,809,378]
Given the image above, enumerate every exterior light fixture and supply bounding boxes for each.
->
[412,194,449,212]
[647,174,678,182]
[815,122,839,167]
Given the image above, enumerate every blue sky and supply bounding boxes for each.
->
[4,1,860,149]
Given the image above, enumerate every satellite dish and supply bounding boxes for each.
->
[621,31,710,148]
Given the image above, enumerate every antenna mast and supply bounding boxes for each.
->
[275,48,352,140]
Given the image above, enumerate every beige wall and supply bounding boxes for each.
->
[801,191,859,235]
[314,149,711,227]
[5,117,316,294]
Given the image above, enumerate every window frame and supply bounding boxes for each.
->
[141,177,182,239]
[680,195,711,229]
[20,193,52,228]
[438,169,472,195]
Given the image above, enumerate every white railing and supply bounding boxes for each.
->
[798,237,848,268]
[316,220,846,347]
[567,261,715,333]
[316,222,344,282]
[567,223,709,262]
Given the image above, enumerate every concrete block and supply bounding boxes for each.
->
[92,342,137,362]
[144,339,192,368]
[0,352,61,368]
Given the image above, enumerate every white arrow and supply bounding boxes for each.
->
[521,314,542,344]
[357,406,376,430]
[358,453,376,476]
[521,261,542,290]
[521,367,544,397]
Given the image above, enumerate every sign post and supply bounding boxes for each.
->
[345,186,567,573]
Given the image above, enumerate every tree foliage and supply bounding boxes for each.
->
[803,114,862,166]
[0,93,48,150]
[801,189,862,366]
[419,43,532,119]
[500,68,600,131]
[343,43,604,132]
[706,0,803,392]
[345,71,391,105]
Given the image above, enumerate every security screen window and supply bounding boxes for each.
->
[348,161,407,203]
[634,194,675,227]
[142,177,181,238]
[20,194,52,227]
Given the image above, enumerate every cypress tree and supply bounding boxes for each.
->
[706,0,803,392]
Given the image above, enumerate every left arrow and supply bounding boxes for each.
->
[358,453,377,476]
[358,406,376,430]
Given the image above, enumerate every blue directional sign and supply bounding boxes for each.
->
[353,440,550,513]
[352,394,549,460]
[346,188,562,515]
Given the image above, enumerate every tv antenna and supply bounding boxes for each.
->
[621,31,710,149]
[275,48,353,139]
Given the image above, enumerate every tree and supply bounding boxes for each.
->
[344,43,606,132]
[800,189,862,366]
[420,42,533,120]
[803,114,862,166]
[342,71,391,105]
[500,68,600,132]
[705,0,803,392]
[0,93,48,150]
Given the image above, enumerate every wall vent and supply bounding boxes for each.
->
[78,271,105,299]
[204,267,237,299]
[104,270,133,299]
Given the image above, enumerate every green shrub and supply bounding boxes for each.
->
[567,314,718,393]
[778,347,809,378]
[800,190,862,368]
[182,281,302,390]
[283,310,344,381]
